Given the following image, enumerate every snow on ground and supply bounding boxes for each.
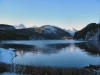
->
[0,48,15,64]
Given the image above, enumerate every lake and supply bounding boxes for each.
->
[0,40,100,68]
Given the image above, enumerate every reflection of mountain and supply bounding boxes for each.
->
[75,41,100,56]
[0,43,70,55]
[1,41,100,68]
[1,41,100,56]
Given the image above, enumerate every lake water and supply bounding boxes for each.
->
[0,40,100,68]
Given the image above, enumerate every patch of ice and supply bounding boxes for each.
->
[0,48,15,64]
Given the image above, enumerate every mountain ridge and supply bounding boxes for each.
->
[74,23,100,40]
[0,24,72,40]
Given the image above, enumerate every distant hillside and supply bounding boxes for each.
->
[0,24,15,30]
[74,23,100,40]
[0,24,72,40]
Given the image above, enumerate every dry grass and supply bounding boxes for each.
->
[0,63,98,75]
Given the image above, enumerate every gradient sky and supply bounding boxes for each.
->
[0,0,100,30]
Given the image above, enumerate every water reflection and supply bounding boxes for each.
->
[1,41,100,56]
[0,43,70,54]
[75,41,100,56]
[0,40,100,67]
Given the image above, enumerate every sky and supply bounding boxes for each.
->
[0,0,100,30]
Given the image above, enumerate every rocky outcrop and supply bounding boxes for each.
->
[74,23,100,40]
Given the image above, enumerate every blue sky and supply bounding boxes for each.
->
[0,0,100,30]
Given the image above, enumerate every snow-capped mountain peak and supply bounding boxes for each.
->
[14,24,26,29]
[42,25,57,34]
[65,28,77,36]
[69,28,77,32]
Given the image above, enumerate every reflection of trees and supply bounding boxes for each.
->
[75,41,100,56]
[0,43,70,55]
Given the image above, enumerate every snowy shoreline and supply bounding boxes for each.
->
[0,48,15,64]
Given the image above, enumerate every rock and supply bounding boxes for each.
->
[74,23,100,40]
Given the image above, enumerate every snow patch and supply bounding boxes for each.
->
[42,25,57,34]
[65,28,77,36]
[14,24,26,29]
[0,48,15,64]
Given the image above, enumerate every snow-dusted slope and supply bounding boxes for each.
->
[14,24,26,29]
[41,25,72,38]
[40,25,71,36]
[41,25,57,34]
[0,24,72,40]
[65,28,77,36]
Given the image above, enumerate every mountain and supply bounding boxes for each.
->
[0,24,15,30]
[74,23,100,40]
[0,24,72,40]
[14,24,26,29]
[36,25,71,35]
[33,25,72,40]
[65,28,77,36]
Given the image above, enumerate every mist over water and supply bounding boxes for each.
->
[0,40,100,68]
